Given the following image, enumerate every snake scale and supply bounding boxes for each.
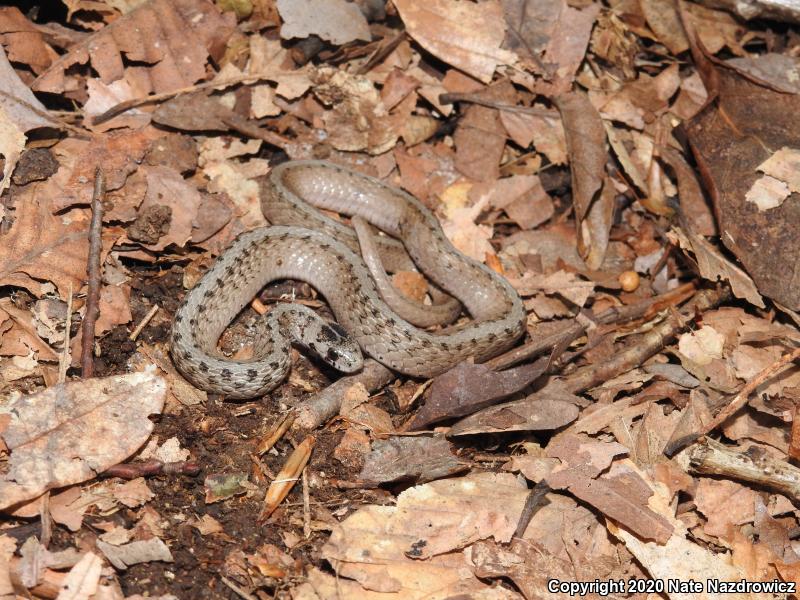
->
[170,160,526,398]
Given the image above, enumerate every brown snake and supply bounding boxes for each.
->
[170,160,526,398]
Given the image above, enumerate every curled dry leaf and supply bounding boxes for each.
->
[33,0,235,95]
[0,46,51,195]
[0,371,166,511]
[394,0,518,84]
[0,187,89,300]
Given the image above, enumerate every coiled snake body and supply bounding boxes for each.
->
[170,161,526,398]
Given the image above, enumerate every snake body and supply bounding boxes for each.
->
[170,161,526,398]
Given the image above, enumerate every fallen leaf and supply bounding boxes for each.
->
[394,0,518,83]
[0,371,166,510]
[358,437,467,485]
[33,0,235,95]
[56,552,102,600]
[276,0,370,45]
[96,538,173,570]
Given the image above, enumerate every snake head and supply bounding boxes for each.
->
[317,321,363,373]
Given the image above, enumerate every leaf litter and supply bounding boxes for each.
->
[1,0,800,598]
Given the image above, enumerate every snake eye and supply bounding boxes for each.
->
[326,347,341,363]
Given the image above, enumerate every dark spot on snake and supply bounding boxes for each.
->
[504,327,513,335]
[221,368,232,380]
[204,289,214,298]
[386,317,396,326]
[173,332,182,342]
[247,369,258,380]
[199,362,209,373]
[190,318,197,326]
[326,321,348,339]
[197,304,205,313]
[174,314,183,323]
[269,361,280,370]
[276,258,283,266]
[216,278,224,288]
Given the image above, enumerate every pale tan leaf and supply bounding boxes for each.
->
[56,552,102,600]
[0,371,166,510]
[276,0,370,45]
[394,0,518,83]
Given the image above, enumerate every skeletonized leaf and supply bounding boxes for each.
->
[0,371,166,511]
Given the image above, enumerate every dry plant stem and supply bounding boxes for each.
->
[128,304,159,341]
[220,114,290,150]
[93,70,300,125]
[58,283,73,383]
[80,168,105,378]
[700,346,800,435]
[219,575,258,600]
[257,412,296,455]
[688,437,800,499]
[564,286,725,394]
[486,281,696,371]
[356,30,407,75]
[302,467,311,539]
[259,436,315,521]
[293,359,394,430]
[102,459,200,479]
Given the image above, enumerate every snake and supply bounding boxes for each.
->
[170,160,526,399]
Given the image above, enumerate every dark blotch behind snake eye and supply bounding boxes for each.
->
[320,321,348,342]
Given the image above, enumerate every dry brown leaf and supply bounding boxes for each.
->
[0,299,58,362]
[671,228,765,309]
[0,7,58,75]
[0,188,90,300]
[394,0,518,84]
[542,2,600,93]
[321,472,528,597]
[33,0,235,95]
[358,437,467,485]
[694,478,758,538]
[0,371,166,511]
[555,91,605,220]
[276,0,370,45]
[608,461,759,600]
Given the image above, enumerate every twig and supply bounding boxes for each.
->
[57,283,73,383]
[0,89,88,138]
[513,480,552,539]
[563,287,725,393]
[80,168,104,378]
[102,459,200,479]
[302,467,312,539]
[128,304,159,341]
[293,359,394,430]
[93,70,296,125]
[219,576,258,600]
[356,30,407,75]
[699,346,800,435]
[486,282,697,371]
[688,437,800,501]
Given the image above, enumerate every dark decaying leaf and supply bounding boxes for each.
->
[686,58,800,310]
[448,380,582,436]
[408,358,548,430]
[358,437,468,485]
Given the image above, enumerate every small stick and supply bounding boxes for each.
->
[57,283,73,383]
[688,437,800,500]
[128,304,159,341]
[699,346,800,436]
[93,70,297,125]
[80,168,105,378]
[486,281,696,371]
[302,467,311,539]
[102,459,200,479]
[219,576,257,600]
